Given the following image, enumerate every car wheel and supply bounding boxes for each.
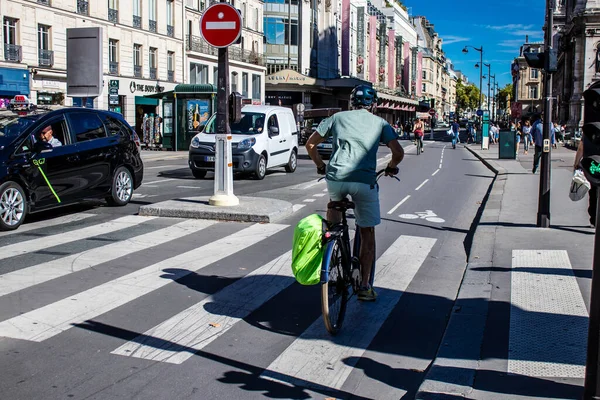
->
[285,150,297,173]
[192,169,207,179]
[255,154,267,180]
[0,181,27,231]
[107,166,134,206]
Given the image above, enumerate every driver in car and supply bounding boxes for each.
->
[254,117,264,133]
[39,125,62,147]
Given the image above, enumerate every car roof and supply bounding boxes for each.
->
[242,105,293,114]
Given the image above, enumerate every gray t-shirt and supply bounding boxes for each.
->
[316,109,398,186]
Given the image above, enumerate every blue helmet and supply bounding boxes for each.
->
[350,85,377,108]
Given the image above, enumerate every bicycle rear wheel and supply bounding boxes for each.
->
[417,139,421,155]
[321,239,349,335]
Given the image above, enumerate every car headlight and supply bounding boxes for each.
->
[237,138,256,150]
[191,136,200,148]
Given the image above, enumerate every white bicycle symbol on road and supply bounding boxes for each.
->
[399,210,445,224]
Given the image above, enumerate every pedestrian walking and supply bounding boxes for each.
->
[531,114,543,173]
[574,139,596,227]
[522,118,531,155]
[515,120,522,155]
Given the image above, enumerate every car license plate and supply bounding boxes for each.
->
[204,156,215,162]
[321,143,332,149]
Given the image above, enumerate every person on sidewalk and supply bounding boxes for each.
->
[574,139,597,227]
[531,114,543,173]
[515,121,522,155]
[451,119,460,149]
[522,118,532,155]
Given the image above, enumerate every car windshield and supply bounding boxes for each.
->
[0,115,37,138]
[204,112,266,135]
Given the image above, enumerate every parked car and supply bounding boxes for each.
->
[189,105,299,180]
[0,108,143,231]
[317,135,333,159]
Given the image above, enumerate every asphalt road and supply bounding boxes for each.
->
[0,131,495,399]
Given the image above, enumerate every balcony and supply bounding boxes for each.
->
[77,0,89,15]
[4,44,22,63]
[186,35,264,66]
[37,0,50,5]
[108,8,118,23]
[167,25,174,37]
[38,49,54,67]
[109,61,119,75]
[134,65,142,78]
[168,70,174,82]
[149,67,157,80]
[149,20,157,33]
[133,15,142,29]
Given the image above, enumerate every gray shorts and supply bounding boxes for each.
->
[327,180,381,227]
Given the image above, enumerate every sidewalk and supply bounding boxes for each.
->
[417,143,594,399]
[141,150,188,162]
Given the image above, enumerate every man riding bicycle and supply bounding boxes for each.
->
[413,118,425,153]
[305,85,405,301]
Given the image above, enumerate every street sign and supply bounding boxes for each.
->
[296,103,305,113]
[200,3,242,48]
[108,80,119,105]
[476,109,483,117]
[428,108,436,116]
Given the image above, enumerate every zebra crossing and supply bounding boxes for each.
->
[0,210,591,396]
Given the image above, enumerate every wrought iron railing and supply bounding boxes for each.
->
[167,25,174,37]
[133,15,142,29]
[149,67,157,80]
[186,35,264,66]
[38,49,54,67]
[38,0,50,5]
[109,61,119,75]
[77,0,89,15]
[134,65,142,78]
[4,44,22,62]
[149,20,157,33]
[108,8,118,23]
[168,70,174,82]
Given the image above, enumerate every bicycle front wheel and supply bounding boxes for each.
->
[321,239,349,335]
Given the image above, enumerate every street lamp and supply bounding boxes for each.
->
[463,45,483,112]
[481,62,492,114]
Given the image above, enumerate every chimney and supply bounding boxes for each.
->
[526,35,529,43]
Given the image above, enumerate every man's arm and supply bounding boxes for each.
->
[305,131,326,170]
[387,139,404,171]
[574,139,584,170]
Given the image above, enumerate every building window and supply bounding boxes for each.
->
[264,17,298,45]
[231,72,238,93]
[167,0,174,36]
[77,0,89,15]
[252,74,261,100]
[422,70,426,80]
[255,8,259,31]
[422,83,426,93]
[149,0,157,32]
[38,24,53,67]
[3,17,21,62]
[529,85,538,99]
[109,39,119,74]
[133,0,141,28]
[133,44,142,77]
[190,63,208,84]
[213,66,218,85]
[242,72,248,98]
[149,47,157,79]
[167,51,175,82]
[530,69,539,79]
[108,0,118,23]
[242,3,247,28]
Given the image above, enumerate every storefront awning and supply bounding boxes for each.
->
[266,69,318,86]
[174,83,217,94]
[324,76,372,88]
[378,92,418,106]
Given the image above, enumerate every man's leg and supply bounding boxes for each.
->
[533,146,542,173]
[359,226,375,287]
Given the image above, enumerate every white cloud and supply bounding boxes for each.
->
[498,39,526,47]
[442,35,470,45]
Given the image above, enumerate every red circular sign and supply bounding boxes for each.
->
[428,109,436,116]
[200,3,242,48]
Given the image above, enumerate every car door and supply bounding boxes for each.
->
[30,116,82,208]
[265,113,288,166]
[66,111,116,199]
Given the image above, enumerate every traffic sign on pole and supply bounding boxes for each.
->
[428,109,436,116]
[200,3,242,48]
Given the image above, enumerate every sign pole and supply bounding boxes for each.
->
[585,194,600,399]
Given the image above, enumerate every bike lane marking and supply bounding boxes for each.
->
[415,179,429,191]
[387,195,410,215]
[432,169,440,176]
[261,235,437,391]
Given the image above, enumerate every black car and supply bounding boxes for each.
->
[0,108,143,231]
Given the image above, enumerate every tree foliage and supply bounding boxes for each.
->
[455,79,481,115]
[497,84,513,110]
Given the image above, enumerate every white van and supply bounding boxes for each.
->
[189,105,299,180]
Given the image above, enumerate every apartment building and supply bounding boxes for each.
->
[512,40,544,117]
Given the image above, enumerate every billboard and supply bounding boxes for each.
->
[67,27,103,98]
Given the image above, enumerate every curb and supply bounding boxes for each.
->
[416,145,506,399]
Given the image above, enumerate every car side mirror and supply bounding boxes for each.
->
[269,126,279,136]
[33,140,53,154]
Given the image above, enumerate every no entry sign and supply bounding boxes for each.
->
[200,3,242,48]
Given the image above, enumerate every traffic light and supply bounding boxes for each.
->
[580,87,600,186]
[523,49,557,73]
[229,91,243,123]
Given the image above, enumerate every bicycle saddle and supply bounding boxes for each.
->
[327,199,355,211]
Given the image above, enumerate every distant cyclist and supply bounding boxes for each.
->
[413,118,425,153]
[305,85,405,301]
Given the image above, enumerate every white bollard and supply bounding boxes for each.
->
[209,133,239,206]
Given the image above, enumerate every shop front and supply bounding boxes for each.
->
[0,67,30,109]
[376,92,418,126]
[265,69,330,109]
[30,69,66,107]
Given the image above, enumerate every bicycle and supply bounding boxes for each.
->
[416,135,424,155]
[319,168,399,335]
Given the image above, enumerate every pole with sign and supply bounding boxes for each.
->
[200,2,242,206]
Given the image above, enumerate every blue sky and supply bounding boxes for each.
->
[405,0,546,89]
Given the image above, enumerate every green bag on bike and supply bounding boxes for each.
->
[292,213,325,285]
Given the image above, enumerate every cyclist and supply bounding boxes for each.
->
[305,85,404,301]
[413,118,425,153]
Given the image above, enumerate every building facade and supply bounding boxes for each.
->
[511,40,544,118]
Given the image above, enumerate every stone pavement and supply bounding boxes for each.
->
[417,143,594,399]
[140,149,189,162]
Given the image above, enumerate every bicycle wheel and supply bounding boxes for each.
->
[417,139,421,155]
[321,238,349,335]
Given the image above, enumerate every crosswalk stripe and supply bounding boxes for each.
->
[261,235,436,390]
[0,223,287,342]
[0,213,96,237]
[111,250,294,364]
[0,219,216,298]
[0,215,156,261]
[509,250,587,378]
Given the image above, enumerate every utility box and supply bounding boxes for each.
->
[499,130,517,159]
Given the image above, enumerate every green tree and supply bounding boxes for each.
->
[497,83,513,110]
[455,79,481,115]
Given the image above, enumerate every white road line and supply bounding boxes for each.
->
[323,189,328,192]
[0,220,215,298]
[140,185,158,188]
[261,235,437,391]
[112,251,295,364]
[303,198,316,203]
[292,204,306,213]
[0,215,155,261]
[387,195,410,215]
[177,186,202,189]
[299,181,325,190]
[415,179,429,191]
[143,178,177,185]
[439,163,442,169]
[432,169,440,176]
[0,223,287,342]
[0,213,95,237]
[313,193,326,197]
[509,250,587,378]
[144,165,180,170]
